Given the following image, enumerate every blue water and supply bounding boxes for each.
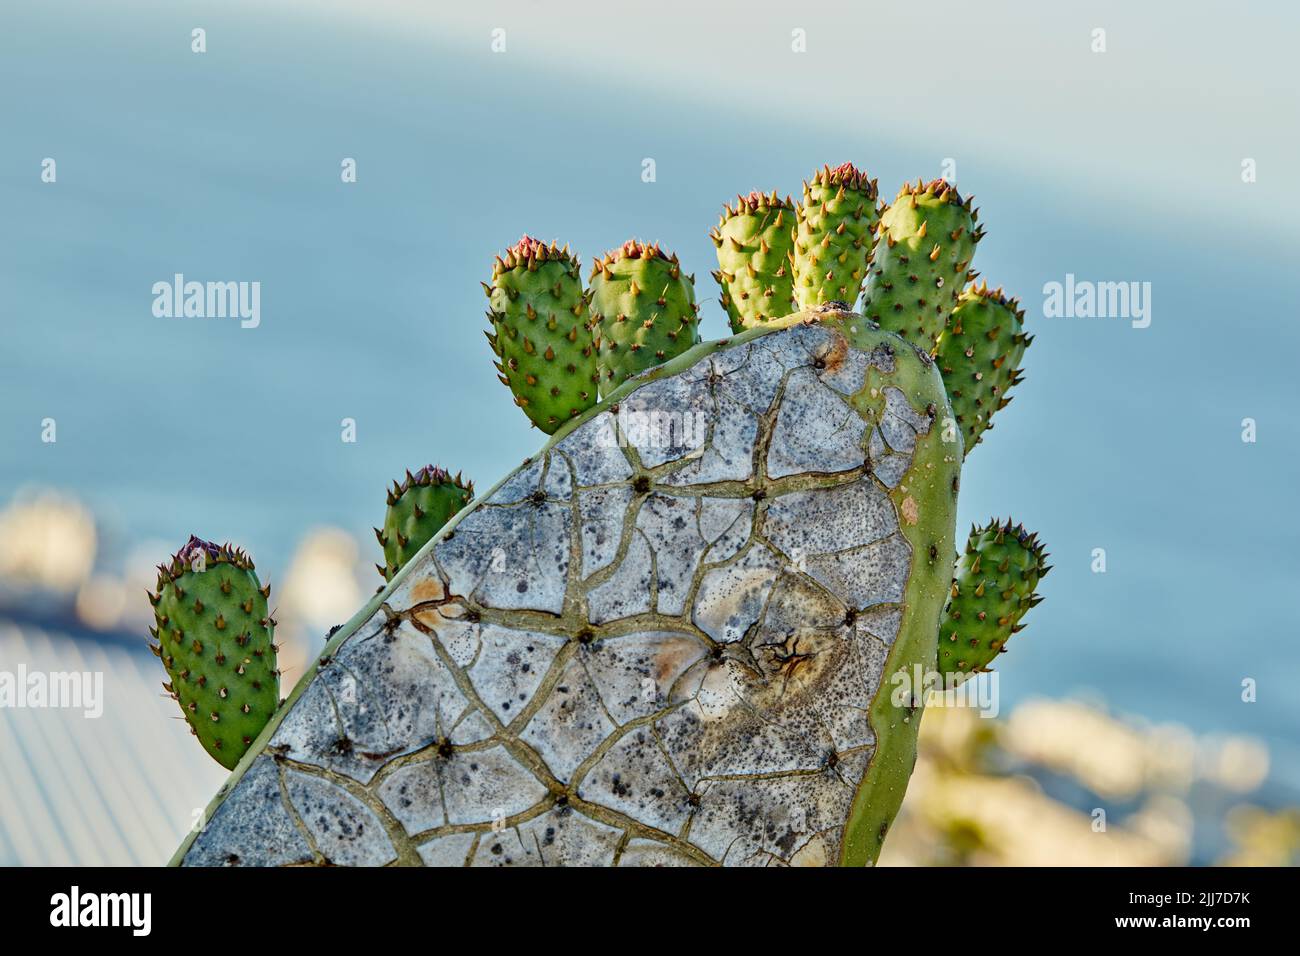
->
[2,2,1297,780]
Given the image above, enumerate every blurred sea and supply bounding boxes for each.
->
[2,0,1298,823]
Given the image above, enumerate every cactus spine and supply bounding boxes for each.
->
[148,537,279,770]
[861,180,981,352]
[710,191,796,333]
[589,240,701,393]
[485,236,599,433]
[936,282,1031,456]
[376,466,473,580]
[937,519,1049,680]
[792,163,880,310]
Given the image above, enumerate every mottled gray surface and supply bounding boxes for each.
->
[181,321,935,867]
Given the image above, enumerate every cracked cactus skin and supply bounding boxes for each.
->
[937,519,1049,680]
[936,282,1031,457]
[588,240,701,394]
[710,191,796,333]
[173,313,962,868]
[149,537,279,770]
[860,180,982,352]
[376,466,473,580]
[792,163,880,310]
[485,236,599,433]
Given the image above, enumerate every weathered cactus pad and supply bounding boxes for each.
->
[177,313,960,867]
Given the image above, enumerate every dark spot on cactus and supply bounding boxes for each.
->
[465,609,482,624]
[843,609,857,627]
[577,629,595,646]
[751,489,766,502]
[436,738,454,759]
[529,489,546,506]
[633,475,650,494]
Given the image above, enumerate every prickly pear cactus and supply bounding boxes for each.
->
[860,180,981,352]
[936,283,1030,456]
[166,158,1051,867]
[174,314,962,866]
[485,236,599,433]
[149,537,279,770]
[376,466,473,580]
[710,191,796,332]
[792,163,880,310]
[937,519,1049,680]
[589,240,701,393]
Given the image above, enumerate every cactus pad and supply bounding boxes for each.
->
[589,240,701,393]
[938,519,1049,680]
[376,466,474,580]
[792,163,880,310]
[175,314,962,867]
[861,180,981,352]
[936,282,1031,456]
[149,537,279,770]
[486,236,599,433]
[710,191,796,333]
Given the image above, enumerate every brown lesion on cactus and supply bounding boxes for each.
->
[757,632,819,695]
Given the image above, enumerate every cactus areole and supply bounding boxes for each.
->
[173,311,965,866]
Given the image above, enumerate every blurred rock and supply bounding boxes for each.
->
[274,527,365,687]
[0,489,96,594]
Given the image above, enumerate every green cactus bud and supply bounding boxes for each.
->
[486,236,599,433]
[937,519,1049,681]
[709,190,796,333]
[860,179,981,352]
[792,163,880,310]
[936,282,1031,457]
[148,537,279,770]
[588,240,701,394]
[376,465,473,580]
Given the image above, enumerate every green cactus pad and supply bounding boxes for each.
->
[589,240,701,393]
[860,180,982,352]
[486,236,599,433]
[148,537,279,770]
[792,163,880,310]
[936,282,1031,457]
[710,190,796,333]
[376,465,473,580]
[937,519,1049,680]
